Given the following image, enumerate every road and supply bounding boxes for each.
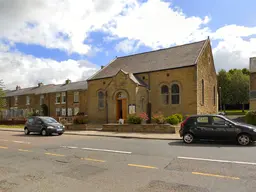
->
[0,131,256,192]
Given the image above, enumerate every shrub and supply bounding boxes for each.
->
[127,114,142,124]
[245,111,256,125]
[165,115,179,125]
[60,118,68,125]
[152,112,166,124]
[139,112,149,121]
[73,116,88,124]
[173,114,183,123]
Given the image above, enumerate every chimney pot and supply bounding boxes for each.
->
[101,66,104,69]
[38,82,43,87]
[65,79,71,84]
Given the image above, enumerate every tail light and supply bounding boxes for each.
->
[181,117,190,128]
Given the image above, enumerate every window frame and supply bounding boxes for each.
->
[171,83,180,105]
[61,92,66,104]
[56,108,61,116]
[160,85,169,105]
[26,96,30,105]
[14,96,18,106]
[40,95,44,105]
[55,93,61,104]
[74,91,79,103]
[98,91,105,109]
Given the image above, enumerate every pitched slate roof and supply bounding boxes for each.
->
[4,81,87,97]
[88,39,207,81]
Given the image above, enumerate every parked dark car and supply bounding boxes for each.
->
[179,115,256,146]
[24,116,65,136]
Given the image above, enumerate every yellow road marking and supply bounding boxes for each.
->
[192,172,240,180]
[45,152,65,157]
[81,158,105,162]
[0,146,8,149]
[128,164,158,169]
[18,149,32,152]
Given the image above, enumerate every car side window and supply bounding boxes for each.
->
[35,119,42,124]
[212,117,226,125]
[27,117,34,124]
[197,117,209,124]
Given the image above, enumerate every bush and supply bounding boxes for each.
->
[73,116,88,124]
[165,115,179,125]
[173,114,183,123]
[245,111,256,125]
[127,114,142,124]
[152,112,166,124]
[139,112,149,121]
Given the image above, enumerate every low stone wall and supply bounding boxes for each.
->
[65,124,87,131]
[102,124,176,133]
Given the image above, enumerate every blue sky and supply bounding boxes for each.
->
[1,0,256,89]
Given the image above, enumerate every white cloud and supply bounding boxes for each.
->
[104,0,211,49]
[115,39,139,53]
[0,0,133,55]
[0,49,99,89]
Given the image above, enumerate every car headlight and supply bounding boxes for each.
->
[47,126,55,129]
[253,129,256,132]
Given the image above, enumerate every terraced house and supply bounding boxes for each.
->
[1,80,87,120]
[1,38,218,123]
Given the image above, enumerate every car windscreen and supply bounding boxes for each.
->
[41,117,58,124]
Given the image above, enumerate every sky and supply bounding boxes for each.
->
[1,0,256,90]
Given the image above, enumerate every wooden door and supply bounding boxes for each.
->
[122,99,127,121]
[116,100,120,121]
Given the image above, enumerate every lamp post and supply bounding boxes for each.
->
[219,86,222,111]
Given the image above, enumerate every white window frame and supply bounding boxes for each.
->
[68,108,72,116]
[56,93,61,104]
[61,92,66,104]
[14,96,18,106]
[26,96,30,105]
[74,107,79,116]
[40,95,44,105]
[74,91,79,103]
[62,108,66,116]
[56,108,60,116]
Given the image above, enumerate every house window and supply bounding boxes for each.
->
[26,96,30,105]
[56,108,61,116]
[161,85,169,105]
[68,108,72,116]
[202,79,204,105]
[213,86,216,106]
[62,108,66,116]
[56,93,61,104]
[171,84,180,104]
[40,95,44,105]
[62,92,66,103]
[98,91,104,108]
[74,92,79,103]
[14,96,18,106]
[74,107,79,116]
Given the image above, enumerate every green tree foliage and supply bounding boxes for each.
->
[0,80,6,109]
[217,69,249,111]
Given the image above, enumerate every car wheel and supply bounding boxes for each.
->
[183,133,194,144]
[237,134,251,146]
[41,129,48,136]
[24,128,30,135]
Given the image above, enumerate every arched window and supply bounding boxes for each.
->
[202,79,204,105]
[171,84,180,104]
[161,85,169,105]
[98,91,105,109]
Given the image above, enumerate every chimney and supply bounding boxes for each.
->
[101,66,104,69]
[65,79,71,84]
[38,82,43,87]
[16,85,21,90]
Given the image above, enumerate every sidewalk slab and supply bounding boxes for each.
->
[0,128,181,140]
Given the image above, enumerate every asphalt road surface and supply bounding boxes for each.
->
[0,131,256,192]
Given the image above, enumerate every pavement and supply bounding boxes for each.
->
[0,130,256,191]
[0,128,182,140]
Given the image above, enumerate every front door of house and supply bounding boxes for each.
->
[116,92,127,121]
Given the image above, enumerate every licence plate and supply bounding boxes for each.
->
[57,129,62,131]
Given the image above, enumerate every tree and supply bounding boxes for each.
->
[0,80,6,109]
[217,69,231,111]
[242,68,250,76]
[229,70,249,112]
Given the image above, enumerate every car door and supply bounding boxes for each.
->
[26,117,35,131]
[211,116,235,140]
[33,118,43,132]
[194,116,215,140]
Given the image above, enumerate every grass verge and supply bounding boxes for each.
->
[220,110,248,116]
[0,125,24,128]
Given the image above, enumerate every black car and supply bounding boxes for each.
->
[179,114,256,146]
[24,116,65,136]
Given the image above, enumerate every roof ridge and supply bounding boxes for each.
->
[117,39,207,59]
